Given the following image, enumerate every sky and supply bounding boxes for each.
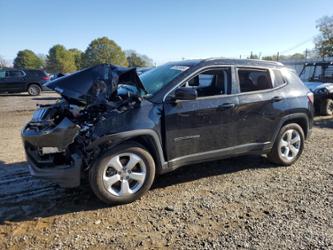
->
[1,0,332,64]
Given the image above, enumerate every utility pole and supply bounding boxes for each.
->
[277,52,280,61]
[305,49,308,60]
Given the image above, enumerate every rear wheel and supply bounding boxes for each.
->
[319,98,333,116]
[267,123,304,166]
[27,84,41,96]
[89,142,155,205]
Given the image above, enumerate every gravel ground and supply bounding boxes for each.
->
[0,92,332,249]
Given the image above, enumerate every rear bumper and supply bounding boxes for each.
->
[27,153,81,188]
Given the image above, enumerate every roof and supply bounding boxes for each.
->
[167,58,284,68]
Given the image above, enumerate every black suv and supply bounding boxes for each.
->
[299,61,333,115]
[0,68,49,96]
[21,59,314,204]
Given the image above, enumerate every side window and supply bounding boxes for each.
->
[238,68,272,93]
[0,70,5,79]
[272,69,286,87]
[184,68,231,97]
[6,70,24,77]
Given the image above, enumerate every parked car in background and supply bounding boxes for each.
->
[0,68,49,96]
[21,60,314,205]
[299,61,333,115]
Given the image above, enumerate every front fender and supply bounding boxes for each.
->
[87,129,167,171]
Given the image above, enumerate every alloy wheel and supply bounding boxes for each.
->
[102,153,147,197]
[278,129,301,162]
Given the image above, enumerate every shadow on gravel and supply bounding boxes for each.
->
[0,155,276,223]
[0,93,30,97]
[32,97,59,101]
[0,160,105,224]
[314,117,333,129]
[152,155,276,189]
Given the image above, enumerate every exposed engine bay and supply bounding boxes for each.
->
[21,64,145,187]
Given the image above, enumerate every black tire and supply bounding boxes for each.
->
[89,142,155,205]
[267,123,304,166]
[27,84,41,96]
[319,98,333,116]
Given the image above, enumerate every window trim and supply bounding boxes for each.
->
[163,65,288,102]
[163,65,233,102]
[5,70,26,78]
[233,67,288,96]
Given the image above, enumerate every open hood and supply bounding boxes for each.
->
[45,64,145,104]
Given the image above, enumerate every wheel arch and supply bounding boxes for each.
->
[27,82,42,91]
[88,129,167,175]
[273,113,311,143]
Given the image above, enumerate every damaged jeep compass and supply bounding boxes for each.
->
[21,59,314,204]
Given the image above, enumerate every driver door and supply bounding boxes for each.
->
[163,67,239,161]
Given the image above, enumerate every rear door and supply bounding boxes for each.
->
[163,67,239,160]
[4,70,26,91]
[235,67,286,146]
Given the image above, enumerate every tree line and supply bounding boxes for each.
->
[2,15,332,72]
[11,36,154,74]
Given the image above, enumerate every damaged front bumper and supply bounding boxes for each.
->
[27,153,81,188]
[21,115,82,188]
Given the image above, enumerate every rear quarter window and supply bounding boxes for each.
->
[283,70,304,86]
[272,69,287,87]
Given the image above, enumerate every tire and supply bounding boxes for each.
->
[89,142,155,205]
[267,123,304,166]
[319,98,333,116]
[27,84,41,96]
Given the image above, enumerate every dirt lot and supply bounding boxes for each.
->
[0,92,332,249]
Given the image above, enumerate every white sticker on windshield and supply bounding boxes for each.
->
[170,66,189,71]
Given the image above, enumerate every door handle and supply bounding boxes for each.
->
[217,103,235,110]
[271,96,283,102]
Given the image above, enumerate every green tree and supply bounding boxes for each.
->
[126,51,148,67]
[13,50,44,69]
[262,55,276,61]
[46,45,77,73]
[37,53,47,68]
[248,52,259,59]
[289,53,305,60]
[69,48,83,69]
[82,37,128,67]
[315,16,333,58]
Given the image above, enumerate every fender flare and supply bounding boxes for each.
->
[87,129,167,170]
[271,113,311,146]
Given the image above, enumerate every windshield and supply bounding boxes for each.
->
[139,64,189,95]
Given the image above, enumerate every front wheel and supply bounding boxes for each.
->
[89,142,155,205]
[320,98,333,116]
[267,123,304,166]
[27,84,41,96]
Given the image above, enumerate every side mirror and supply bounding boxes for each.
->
[174,87,197,100]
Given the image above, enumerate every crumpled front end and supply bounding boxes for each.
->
[21,64,144,188]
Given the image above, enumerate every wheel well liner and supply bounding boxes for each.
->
[274,113,311,142]
[89,129,167,174]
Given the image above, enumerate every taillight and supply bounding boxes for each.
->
[307,92,314,104]
[42,76,50,81]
